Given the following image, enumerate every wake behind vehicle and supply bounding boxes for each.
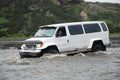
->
[19,21,110,58]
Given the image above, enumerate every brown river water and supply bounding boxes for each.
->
[0,47,120,80]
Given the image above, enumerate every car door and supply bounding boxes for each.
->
[55,26,70,52]
[68,25,86,50]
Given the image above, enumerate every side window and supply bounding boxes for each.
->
[68,25,83,35]
[101,23,107,31]
[83,23,101,33]
[56,27,67,37]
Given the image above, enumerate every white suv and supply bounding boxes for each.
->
[19,21,110,58]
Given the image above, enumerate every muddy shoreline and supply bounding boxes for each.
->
[0,37,120,49]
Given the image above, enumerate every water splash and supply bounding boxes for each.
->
[73,53,86,57]
[13,58,30,65]
[2,55,30,65]
[45,54,67,59]
[86,51,113,56]
[94,51,112,55]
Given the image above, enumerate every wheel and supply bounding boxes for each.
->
[40,47,59,55]
[36,51,44,58]
[47,47,59,54]
[19,52,26,58]
[20,55,26,58]
[91,44,106,52]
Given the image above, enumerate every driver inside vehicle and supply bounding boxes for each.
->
[56,27,66,37]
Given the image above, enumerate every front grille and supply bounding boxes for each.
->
[26,44,36,49]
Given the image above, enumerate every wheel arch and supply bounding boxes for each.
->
[92,40,105,47]
[88,38,105,49]
[91,40,106,51]
[42,45,59,53]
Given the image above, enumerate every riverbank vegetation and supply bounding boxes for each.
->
[0,0,120,39]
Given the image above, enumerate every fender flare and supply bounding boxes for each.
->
[87,38,103,49]
[41,43,59,51]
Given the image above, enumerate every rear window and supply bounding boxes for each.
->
[101,23,107,31]
[68,25,83,35]
[83,23,101,33]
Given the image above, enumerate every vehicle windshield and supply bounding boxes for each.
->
[34,27,56,37]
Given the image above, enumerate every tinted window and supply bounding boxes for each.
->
[83,23,101,33]
[68,25,83,35]
[101,23,107,31]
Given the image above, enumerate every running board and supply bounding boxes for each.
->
[61,48,91,55]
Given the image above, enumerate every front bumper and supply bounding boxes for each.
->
[19,49,42,57]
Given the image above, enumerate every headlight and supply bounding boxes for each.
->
[36,42,44,48]
[40,42,44,47]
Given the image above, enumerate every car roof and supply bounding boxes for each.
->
[39,21,105,28]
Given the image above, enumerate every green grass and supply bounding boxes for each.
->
[0,18,9,24]
[0,35,31,41]
[110,33,120,37]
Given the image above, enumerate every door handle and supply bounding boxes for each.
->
[67,40,69,43]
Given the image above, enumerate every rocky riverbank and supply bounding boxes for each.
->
[0,37,120,49]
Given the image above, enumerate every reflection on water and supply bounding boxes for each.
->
[0,48,120,80]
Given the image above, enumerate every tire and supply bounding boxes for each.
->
[46,47,59,54]
[36,52,44,58]
[91,44,106,52]
[19,53,26,58]
[20,55,26,58]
